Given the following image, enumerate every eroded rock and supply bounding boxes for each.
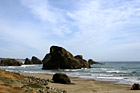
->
[42,46,90,69]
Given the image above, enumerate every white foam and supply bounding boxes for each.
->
[7,66,16,68]
[106,70,130,73]
[21,65,37,67]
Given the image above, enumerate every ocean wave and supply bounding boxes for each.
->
[7,66,16,68]
[0,62,140,85]
[64,69,82,72]
[106,70,128,73]
[0,66,16,69]
[21,65,38,67]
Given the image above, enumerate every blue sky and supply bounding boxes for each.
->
[0,0,140,61]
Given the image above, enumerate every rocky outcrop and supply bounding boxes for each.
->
[0,70,67,93]
[23,76,50,86]
[131,83,140,90]
[88,59,102,65]
[31,56,42,64]
[42,46,90,69]
[74,55,83,59]
[74,55,89,67]
[24,58,32,64]
[52,73,71,84]
[0,58,22,66]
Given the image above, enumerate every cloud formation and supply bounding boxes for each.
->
[0,0,140,61]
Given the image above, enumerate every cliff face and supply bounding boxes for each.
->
[42,46,91,69]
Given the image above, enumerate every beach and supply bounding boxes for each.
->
[0,69,140,93]
[1,0,140,92]
[21,73,140,93]
[0,58,140,93]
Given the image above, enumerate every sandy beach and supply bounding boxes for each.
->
[21,73,140,93]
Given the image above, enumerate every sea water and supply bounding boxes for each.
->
[0,61,140,84]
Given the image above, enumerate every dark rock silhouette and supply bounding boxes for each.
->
[31,56,42,64]
[52,73,71,84]
[74,55,89,67]
[88,59,102,65]
[24,58,32,64]
[131,83,140,90]
[42,46,90,69]
[74,55,83,59]
[0,58,22,66]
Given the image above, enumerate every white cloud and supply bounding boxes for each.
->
[21,0,55,22]
[1,0,140,60]
[20,0,140,60]
[65,0,140,43]
[20,0,71,37]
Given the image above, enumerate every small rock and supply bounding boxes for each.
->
[131,83,140,90]
[46,86,50,89]
[52,73,71,84]
[88,59,102,65]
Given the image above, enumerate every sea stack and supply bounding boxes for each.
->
[24,58,32,64]
[0,58,22,66]
[42,46,91,69]
[31,56,42,64]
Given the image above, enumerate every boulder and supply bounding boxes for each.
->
[42,46,90,69]
[52,73,71,84]
[24,58,32,64]
[88,59,102,65]
[131,83,140,90]
[0,58,22,66]
[31,56,42,64]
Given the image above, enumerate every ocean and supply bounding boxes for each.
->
[0,61,140,85]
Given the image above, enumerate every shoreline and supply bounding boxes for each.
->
[20,72,140,93]
[1,62,139,86]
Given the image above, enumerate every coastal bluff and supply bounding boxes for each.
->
[42,46,91,69]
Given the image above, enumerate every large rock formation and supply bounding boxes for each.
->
[31,56,42,64]
[24,58,32,64]
[52,73,71,84]
[88,59,102,65]
[0,58,23,66]
[42,46,90,69]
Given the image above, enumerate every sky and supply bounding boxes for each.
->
[0,0,140,61]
